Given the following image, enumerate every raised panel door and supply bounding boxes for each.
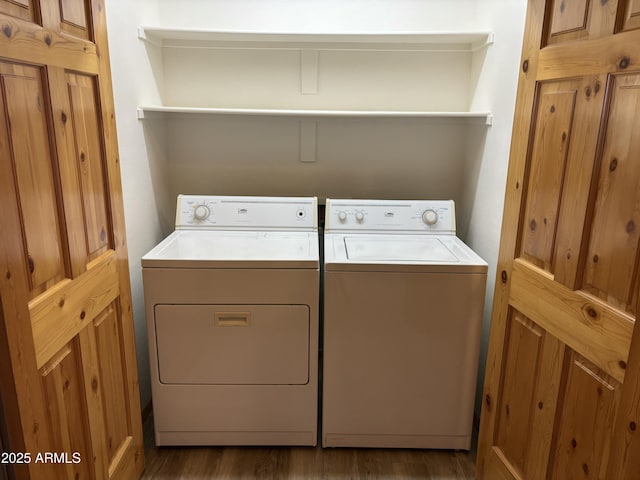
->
[0,0,36,22]
[547,0,619,45]
[477,1,640,479]
[0,1,144,479]
[619,0,640,31]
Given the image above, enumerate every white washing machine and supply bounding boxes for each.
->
[322,199,487,449]
[142,195,319,446]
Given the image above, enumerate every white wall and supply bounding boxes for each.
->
[106,0,165,408]
[158,0,480,32]
[107,0,527,413]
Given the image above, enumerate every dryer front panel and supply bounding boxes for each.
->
[154,304,310,385]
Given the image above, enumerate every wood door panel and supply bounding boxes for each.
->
[620,0,640,32]
[495,312,543,477]
[78,304,138,480]
[66,72,111,262]
[40,340,93,480]
[583,72,640,311]
[29,250,119,369]
[0,15,98,74]
[547,0,619,45]
[60,0,86,28]
[521,81,578,271]
[0,0,35,22]
[494,310,568,479]
[548,353,621,479]
[0,62,66,298]
[553,75,607,289]
[537,29,640,82]
[510,259,632,383]
[0,1,144,479]
[93,305,130,465]
[58,0,89,40]
[606,303,640,478]
[549,0,589,36]
[479,1,640,479]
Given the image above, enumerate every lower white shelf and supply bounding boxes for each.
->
[136,106,493,125]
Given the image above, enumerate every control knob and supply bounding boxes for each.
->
[338,211,347,223]
[355,211,365,223]
[193,204,211,221]
[422,209,438,226]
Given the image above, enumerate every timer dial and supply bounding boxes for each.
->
[422,209,438,226]
[193,204,211,221]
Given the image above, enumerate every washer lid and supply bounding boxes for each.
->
[345,236,458,262]
[142,230,319,269]
[325,234,487,273]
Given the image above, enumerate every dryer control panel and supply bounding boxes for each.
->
[325,199,455,234]
[175,195,317,231]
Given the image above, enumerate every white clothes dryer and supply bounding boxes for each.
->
[142,195,319,446]
[322,199,487,449]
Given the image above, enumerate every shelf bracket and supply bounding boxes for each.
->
[471,32,494,51]
[137,26,163,47]
[299,119,318,163]
[300,49,319,95]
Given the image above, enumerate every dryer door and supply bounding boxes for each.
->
[154,304,310,385]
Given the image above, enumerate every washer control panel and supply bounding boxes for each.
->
[326,199,456,234]
[175,195,317,230]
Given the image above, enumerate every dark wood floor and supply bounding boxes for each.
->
[141,416,477,479]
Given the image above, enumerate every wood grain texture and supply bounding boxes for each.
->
[0,0,34,22]
[607,286,640,478]
[40,341,94,480]
[521,81,577,271]
[547,0,618,45]
[495,313,543,477]
[0,62,66,298]
[476,2,548,478]
[509,259,633,383]
[583,72,640,311]
[66,72,111,262]
[478,1,640,479]
[620,0,640,31]
[548,354,621,480]
[0,15,98,73]
[29,250,119,369]
[549,0,589,36]
[141,416,477,480]
[552,75,606,290]
[537,29,640,81]
[0,2,144,479]
[523,333,565,480]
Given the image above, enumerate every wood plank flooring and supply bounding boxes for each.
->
[141,416,477,479]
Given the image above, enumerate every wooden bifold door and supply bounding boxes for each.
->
[0,1,144,479]
[477,0,640,479]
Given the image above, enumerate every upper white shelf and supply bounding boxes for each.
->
[136,105,493,125]
[137,27,494,52]
[137,27,494,126]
